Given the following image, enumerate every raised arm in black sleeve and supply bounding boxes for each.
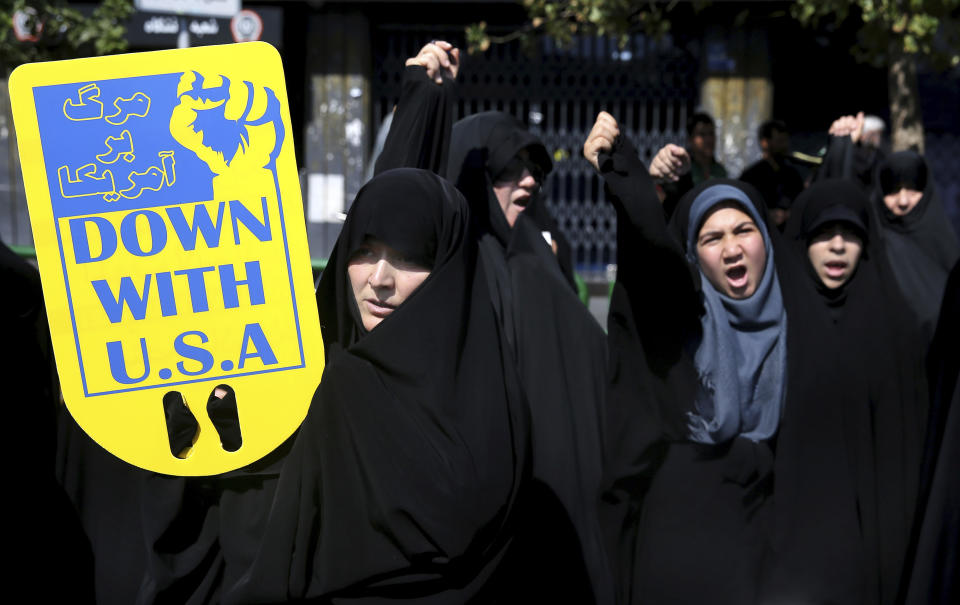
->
[596,134,702,604]
[373,65,456,176]
[599,134,701,372]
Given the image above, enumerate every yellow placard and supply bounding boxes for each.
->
[10,43,324,475]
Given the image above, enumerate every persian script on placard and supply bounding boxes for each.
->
[10,43,323,475]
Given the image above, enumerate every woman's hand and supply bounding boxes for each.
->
[405,40,460,84]
[583,111,620,172]
[649,144,690,183]
[828,111,865,143]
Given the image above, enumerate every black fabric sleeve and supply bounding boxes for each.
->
[816,134,885,195]
[660,172,694,222]
[136,444,290,603]
[598,135,700,369]
[816,135,856,182]
[137,474,224,604]
[596,135,701,604]
[373,65,456,177]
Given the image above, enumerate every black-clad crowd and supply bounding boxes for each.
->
[8,40,958,604]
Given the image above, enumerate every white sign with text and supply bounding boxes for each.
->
[135,0,240,19]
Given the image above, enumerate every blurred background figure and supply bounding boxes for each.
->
[873,151,959,343]
[687,112,728,185]
[861,115,886,149]
[740,119,805,228]
[652,111,728,218]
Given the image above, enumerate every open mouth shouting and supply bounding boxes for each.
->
[695,206,768,299]
[511,189,533,211]
[725,264,749,290]
[824,260,849,280]
[807,224,864,290]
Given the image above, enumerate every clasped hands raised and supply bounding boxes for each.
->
[406,40,460,84]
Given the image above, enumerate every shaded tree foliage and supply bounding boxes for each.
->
[0,0,133,72]
[0,0,133,247]
[468,1,960,153]
[791,0,960,152]
[466,0,689,53]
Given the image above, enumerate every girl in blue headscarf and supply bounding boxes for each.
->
[586,112,867,605]
[675,184,787,445]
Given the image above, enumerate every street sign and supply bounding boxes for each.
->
[9,43,323,475]
[127,8,282,49]
[134,0,241,19]
[231,9,262,43]
[12,8,42,42]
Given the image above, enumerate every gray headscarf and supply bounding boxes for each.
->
[684,184,787,444]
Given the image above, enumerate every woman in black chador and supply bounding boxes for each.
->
[4,240,97,602]
[871,151,959,343]
[585,113,890,604]
[373,41,612,604]
[782,179,928,605]
[903,261,960,604]
[139,169,589,603]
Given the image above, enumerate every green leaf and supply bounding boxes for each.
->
[904,34,919,53]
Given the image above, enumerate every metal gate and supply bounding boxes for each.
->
[372,27,700,272]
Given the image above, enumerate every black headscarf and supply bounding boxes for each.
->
[140,169,533,603]
[447,112,552,246]
[872,151,960,342]
[775,179,928,604]
[317,169,455,347]
[445,111,574,304]
[785,178,872,320]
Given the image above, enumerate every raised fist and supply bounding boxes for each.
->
[406,40,460,84]
[649,144,691,183]
[828,111,865,144]
[583,111,619,172]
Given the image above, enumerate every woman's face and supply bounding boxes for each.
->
[347,238,431,331]
[492,148,542,227]
[883,187,923,216]
[696,205,767,299]
[807,223,864,289]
